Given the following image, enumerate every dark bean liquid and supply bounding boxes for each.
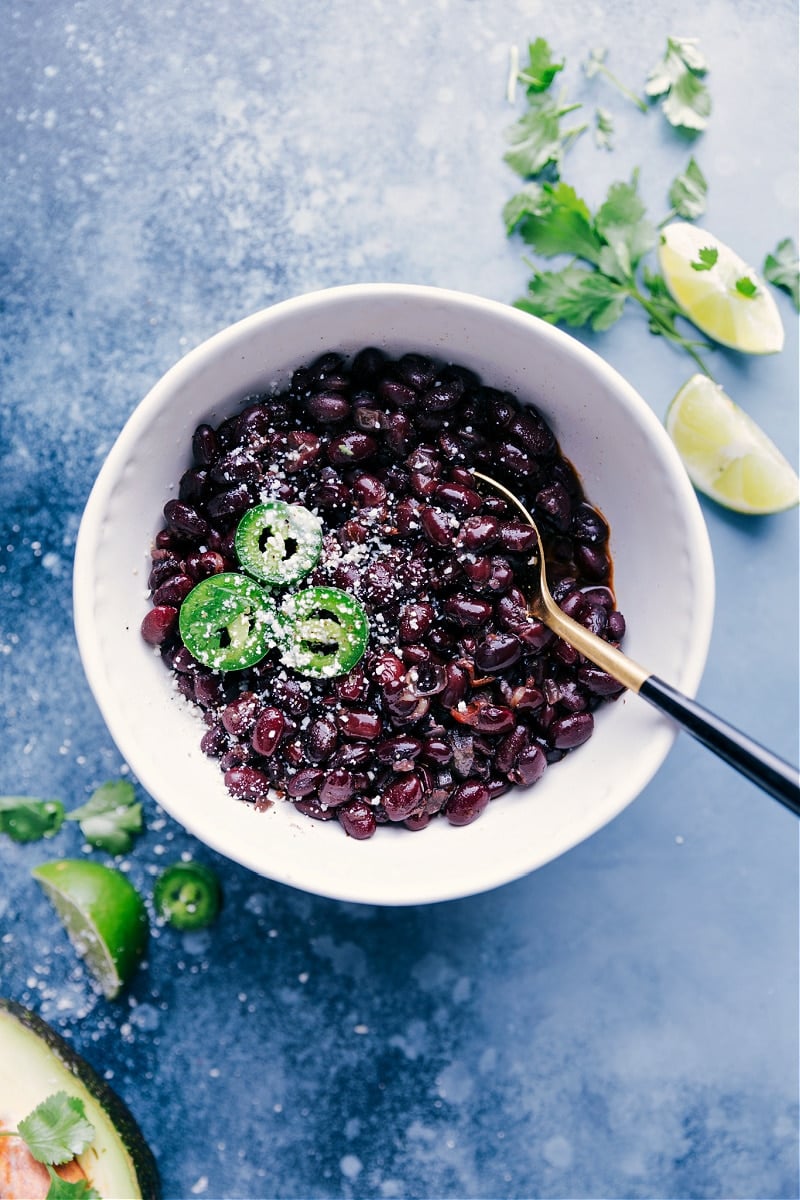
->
[141,349,627,838]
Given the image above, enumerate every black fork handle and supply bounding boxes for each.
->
[639,676,800,815]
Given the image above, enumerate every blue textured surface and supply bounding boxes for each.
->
[1,3,798,1198]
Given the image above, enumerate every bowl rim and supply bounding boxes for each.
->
[73,283,716,904]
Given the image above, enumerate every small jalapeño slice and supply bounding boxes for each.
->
[235,501,323,585]
[178,573,280,671]
[281,586,369,678]
[153,861,222,930]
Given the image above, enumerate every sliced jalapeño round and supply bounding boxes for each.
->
[235,501,323,586]
[178,572,280,671]
[153,861,222,930]
[281,586,369,678]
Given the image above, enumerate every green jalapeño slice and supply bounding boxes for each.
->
[235,501,323,586]
[178,573,280,671]
[281,586,369,678]
[154,861,222,930]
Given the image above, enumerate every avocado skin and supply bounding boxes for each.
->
[0,998,159,1200]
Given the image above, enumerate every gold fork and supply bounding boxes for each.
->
[471,470,800,814]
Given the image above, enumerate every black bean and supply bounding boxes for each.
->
[224,767,272,803]
[141,606,178,645]
[163,499,209,541]
[192,423,219,465]
[252,707,285,757]
[306,391,351,422]
[378,378,418,409]
[337,799,377,839]
[551,712,594,749]
[474,633,522,673]
[445,780,490,826]
[383,774,424,821]
[397,353,437,390]
[444,594,493,627]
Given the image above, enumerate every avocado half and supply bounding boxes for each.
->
[0,999,159,1199]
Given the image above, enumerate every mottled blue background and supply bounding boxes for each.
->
[1,1,798,1198]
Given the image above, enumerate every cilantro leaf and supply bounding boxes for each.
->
[645,36,711,131]
[517,38,564,94]
[764,237,800,311]
[594,107,614,150]
[0,796,65,843]
[511,181,603,265]
[504,94,587,179]
[517,265,629,332]
[45,1167,102,1200]
[66,779,143,854]
[735,275,758,298]
[667,156,708,220]
[17,1093,95,1166]
[645,36,708,96]
[502,183,547,234]
[691,246,718,271]
[662,71,712,132]
[594,174,657,281]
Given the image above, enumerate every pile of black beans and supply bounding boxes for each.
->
[141,348,626,839]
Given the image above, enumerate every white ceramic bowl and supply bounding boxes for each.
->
[73,284,714,905]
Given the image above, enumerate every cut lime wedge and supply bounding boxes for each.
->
[659,223,784,354]
[666,374,799,514]
[32,860,148,999]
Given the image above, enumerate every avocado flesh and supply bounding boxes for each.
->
[0,1000,158,1199]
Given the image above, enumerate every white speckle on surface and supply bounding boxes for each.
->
[190,1176,208,1194]
[244,891,268,916]
[42,552,63,574]
[435,1060,474,1104]
[339,1154,362,1180]
[129,1003,160,1032]
[542,1135,574,1170]
[182,930,212,956]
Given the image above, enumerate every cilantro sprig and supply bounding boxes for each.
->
[505,173,714,374]
[645,36,711,131]
[0,1092,100,1200]
[0,778,143,850]
[0,797,65,843]
[66,780,143,855]
[504,93,587,179]
[594,107,614,151]
[504,37,586,179]
[584,47,647,113]
[517,37,564,94]
[665,156,708,222]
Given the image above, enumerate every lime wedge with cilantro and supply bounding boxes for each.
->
[666,374,799,514]
[32,860,148,999]
[659,222,784,354]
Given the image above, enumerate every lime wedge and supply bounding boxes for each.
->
[32,860,148,999]
[666,374,799,514]
[659,222,784,354]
